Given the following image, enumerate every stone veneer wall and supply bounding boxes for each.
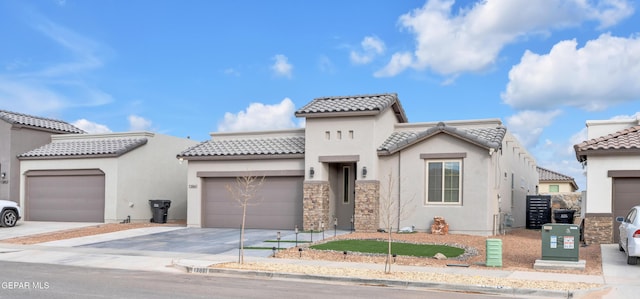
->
[544,192,583,224]
[302,181,329,231]
[584,215,613,244]
[354,180,379,232]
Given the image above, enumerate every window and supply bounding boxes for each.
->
[349,130,354,139]
[337,130,342,140]
[343,166,350,204]
[426,160,461,204]
[325,131,330,140]
[549,185,559,193]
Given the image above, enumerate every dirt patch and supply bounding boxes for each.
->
[273,228,602,275]
[0,221,186,245]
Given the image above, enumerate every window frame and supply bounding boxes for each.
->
[548,184,560,193]
[424,159,462,205]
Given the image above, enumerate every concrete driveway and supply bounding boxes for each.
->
[48,226,349,258]
[600,244,640,298]
[79,228,298,256]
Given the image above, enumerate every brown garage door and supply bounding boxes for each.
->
[202,176,303,229]
[613,177,640,243]
[25,169,105,222]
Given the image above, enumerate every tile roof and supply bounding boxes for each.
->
[177,136,305,159]
[0,110,85,134]
[18,137,148,159]
[574,125,640,162]
[295,93,408,122]
[537,166,579,190]
[378,122,506,155]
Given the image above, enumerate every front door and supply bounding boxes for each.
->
[334,163,355,230]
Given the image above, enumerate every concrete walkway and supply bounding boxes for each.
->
[1,223,638,298]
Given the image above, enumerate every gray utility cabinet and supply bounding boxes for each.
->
[541,223,580,262]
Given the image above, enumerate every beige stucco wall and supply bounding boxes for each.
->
[378,120,538,235]
[19,132,197,223]
[584,155,640,214]
[539,182,575,193]
[582,118,640,214]
[303,109,398,182]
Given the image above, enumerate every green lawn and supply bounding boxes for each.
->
[310,239,464,258]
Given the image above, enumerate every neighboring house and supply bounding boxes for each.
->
[0,110,85,204]
[178,93,538,235]
[575,117,640,244]
[537,166,579,193]
[18,132,198,223]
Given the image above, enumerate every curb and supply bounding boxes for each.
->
[174,263,579,298]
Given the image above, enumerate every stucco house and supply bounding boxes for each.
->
[537,166,579,193]
[0,110,85,204]
[179,93,538,235]
[575,117,640,244]
[18,132,198,223]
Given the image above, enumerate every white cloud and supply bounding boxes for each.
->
[223,68,240,76]
[0,77,67,114]
[271,54,293,78]
[32,18,105,77]
[502,34,640,111]
[318,55,336,73]
[217,98,299,132]
[72,119,112,134]
[128,115,153,131]
[350,36,386,65]
[378,0,633,77]
[506,109,562,148]
[610,111,640,120]
[0,17,112,115]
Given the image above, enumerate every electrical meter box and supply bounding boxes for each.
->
[541,223,580,262]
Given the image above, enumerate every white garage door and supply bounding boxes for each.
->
[25,169,105,222]
[202,176,303,229]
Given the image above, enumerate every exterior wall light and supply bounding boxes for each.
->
[309,167,315,178]
[362,167,367,178]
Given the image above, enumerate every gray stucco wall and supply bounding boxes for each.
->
[0,123,61,203]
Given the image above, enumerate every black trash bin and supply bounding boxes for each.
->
[149,200,171,223]
[554,209,575,224]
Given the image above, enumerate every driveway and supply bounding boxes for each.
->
[600,244,640,298]
[75,227,348,257]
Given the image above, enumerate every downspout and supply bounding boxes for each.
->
[397,150,401,231]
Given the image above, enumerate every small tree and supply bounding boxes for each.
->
[379,170,414,273]
[226,174,265,264]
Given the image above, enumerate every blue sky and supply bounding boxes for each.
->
[1,0,639,190]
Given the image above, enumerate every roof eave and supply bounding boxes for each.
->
[295,110,379,118]
[18,153,120,160]
[177,153,305,161]
[574,147,640,162]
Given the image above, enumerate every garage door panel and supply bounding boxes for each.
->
[26,174,105,222]
[613,178,640,243]
[203,176,303,229]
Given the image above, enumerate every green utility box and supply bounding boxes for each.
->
[486,239,502,267]
[541,223,580,262]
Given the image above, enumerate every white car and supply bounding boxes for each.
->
[617,205,640,265]
[0,199,21,227]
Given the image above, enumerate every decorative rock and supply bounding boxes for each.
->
[431,216,449,235]
[434,253,447,260]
